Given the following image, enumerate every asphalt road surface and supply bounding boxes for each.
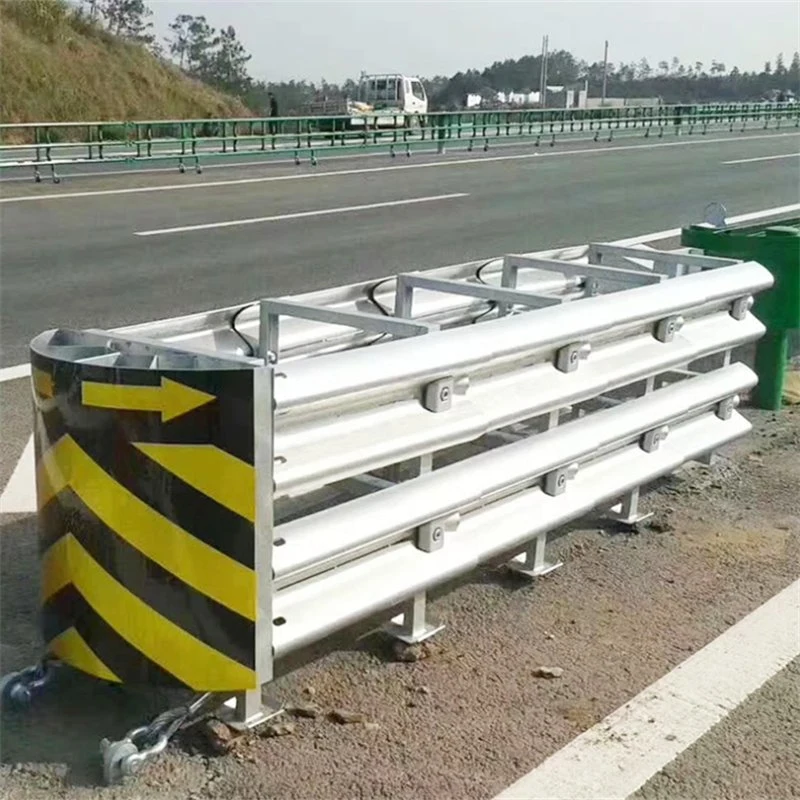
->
[1,128,799,366]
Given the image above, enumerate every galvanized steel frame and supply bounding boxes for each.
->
[13,238,774,779]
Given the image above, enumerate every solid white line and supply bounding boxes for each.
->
[0,438,35,514]
[723,152,800,165]
[613,202,800,246]
[2,131,798,205]
[0,363,31,382]
[134,193,469,236]
[493,578,800,800]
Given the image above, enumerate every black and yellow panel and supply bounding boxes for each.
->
[29,349,258,691]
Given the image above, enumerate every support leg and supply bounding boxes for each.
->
[384,591,444,644]
[508,533,563,578]
[218,687,282,732]
[607,485,653,525]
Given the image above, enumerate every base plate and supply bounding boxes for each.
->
[383,619,445,645]
[507,556,564,579]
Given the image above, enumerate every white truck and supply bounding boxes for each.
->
[306,73,428,128]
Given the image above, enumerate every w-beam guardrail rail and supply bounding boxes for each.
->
[1,102,798,182]
[0,239,773,783]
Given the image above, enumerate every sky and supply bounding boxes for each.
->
[149,1,800,83]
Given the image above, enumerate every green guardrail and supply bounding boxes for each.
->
[682,217,800,410]
[1,102,798,182]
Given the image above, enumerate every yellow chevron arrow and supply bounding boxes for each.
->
[81,377,215,422]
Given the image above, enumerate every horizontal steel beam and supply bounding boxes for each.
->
[273,363,754,583]
[273,262,772,411]
[272,409,750,656]
[272,312,764,498]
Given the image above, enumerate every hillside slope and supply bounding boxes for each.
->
[0,0,250,124]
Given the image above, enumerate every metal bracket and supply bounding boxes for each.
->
[654,315,684,343]
[416,513,458,552]
[640,425,670,453]
[423,376,454,412]
[394,273,563,320]
[259,298,436,362]
[543,462,579,496]
[584,277,601,296]
[730,295,754,321]
[555,342,591,373]
[502,254,665,295]
[715,395,740,420]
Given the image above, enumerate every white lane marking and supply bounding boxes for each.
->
[134,193,470,236]
[493,578,800,800]
[2,200,799,385]
[2,131,798,205]
[613,202,800,246]
[0,438,35,514]
[0,363,31,383]
[724,152,800,165]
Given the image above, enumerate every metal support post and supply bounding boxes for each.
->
[218,688,282,732]
[508,533,562,578]
[385,447,443,643]
[607,373,656,525]
[385,590,444,644]
[508,405,565,578]
[607,485,652,525]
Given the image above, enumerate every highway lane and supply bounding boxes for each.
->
[1,129,799,366]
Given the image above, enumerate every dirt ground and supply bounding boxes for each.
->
[0,404,798,800]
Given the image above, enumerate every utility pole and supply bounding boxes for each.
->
[601,39,609,105]
[539,36,546,106]
[540,34,549,109]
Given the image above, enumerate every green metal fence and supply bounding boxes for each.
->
[1,102,797,182]
[682,216,800,410]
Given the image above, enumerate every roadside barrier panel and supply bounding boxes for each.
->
[1,241,773,783]
[682,215,800,409]
[1,102,797,182]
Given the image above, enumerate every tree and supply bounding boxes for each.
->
[100,0,153,42]
[764,61,772,74]
[186,16,219,76]
[670,56,680,75]
[207,26,252,95]
[165,14,220,75]
[694,61,704,77]
[168,13,193,69]
[79,0,100,20]
[775,53,786,75]
[637,58,652,80]
[790,52,800,82]
[658,60,669,75]
[710,60,726,75]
